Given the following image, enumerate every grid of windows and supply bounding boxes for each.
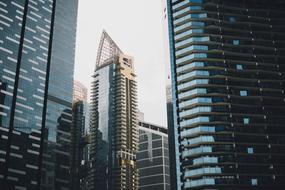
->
[0,1,53,189]
[0,0,78,189]
[167,0,285,189]
[137,122,170,190]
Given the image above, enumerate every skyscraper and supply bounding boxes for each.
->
[89,31,138,190]
[165,0,285,189]
[137,121,170,190]
[0,0,78,189]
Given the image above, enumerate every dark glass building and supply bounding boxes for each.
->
[71,81,90,190]
[166,0,285,189]
[0,0,78,189]
[88,31,139,190]
[137,121,170,190]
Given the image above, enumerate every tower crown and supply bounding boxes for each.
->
[96,30,123,68]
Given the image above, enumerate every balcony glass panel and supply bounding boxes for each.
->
[173,6,202,18]
[181,135,214,146]
[177,62,204,73]
[176,53,207,65]
[182,146,212,157]
[178,88,206,99]
[176,45,208,56]
[179,98,212,108]
[181,126,216,137]
[177,70,209,81]
[185,178,215,188]
[174,13,207,25]
[175,37,209,48]
[175,29,204,40]
[193,156,218,165]
[180,116,210,127]
[180,106,211,117]
[177,79,209,91]
[174,22,205,33]
[185,167,221,177]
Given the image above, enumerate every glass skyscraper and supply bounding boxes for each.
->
[166,0,285,189]
[0,0,78,189]
[137,121,170,190]
[89,31,139,190]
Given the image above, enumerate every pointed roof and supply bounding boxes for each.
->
[96,30,123,67]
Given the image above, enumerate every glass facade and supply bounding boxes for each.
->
[71,100,90,190]
[89,64,113,189]
[71,81,89,190]
[0,0,78,189]
[0,0,53,189]
[137,121,170,190]
[166,0,285,189]
[41,0,78,189]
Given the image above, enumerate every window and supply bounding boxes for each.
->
[236,64,243,70]
[229,17,236,22]
[240,90,247,96]
[233,40,240,45]
[243,118,249,124]
[251,179,258,186]
[247,147,254,154]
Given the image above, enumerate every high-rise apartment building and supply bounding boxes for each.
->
[0,0,78,189]
[165,0,285,189]
[137,121,170,190]
[89,31,138,190]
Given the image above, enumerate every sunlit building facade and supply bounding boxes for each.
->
[0,0,78,189]
[89,31,139,190]
[166,0,285,189]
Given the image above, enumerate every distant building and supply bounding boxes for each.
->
[137,121,170,190]
[71,82,90,190]
[73,81,88,102]
[138,110,145,121]
[165,85,176,190]
[88,31,139,190]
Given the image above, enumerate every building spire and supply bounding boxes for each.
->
[96,30,123,68]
